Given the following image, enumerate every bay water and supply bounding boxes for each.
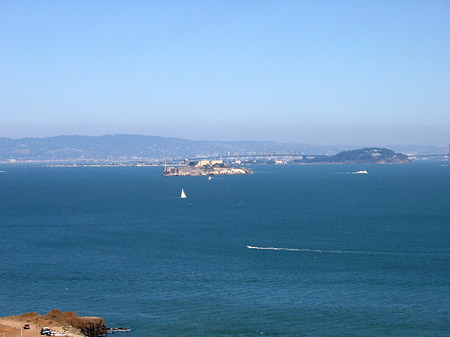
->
[0,163,449,336]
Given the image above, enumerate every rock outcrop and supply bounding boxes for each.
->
[44,310,107,337]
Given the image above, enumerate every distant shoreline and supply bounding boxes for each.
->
[0,161,418,167]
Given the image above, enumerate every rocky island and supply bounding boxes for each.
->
[163,159,253,176]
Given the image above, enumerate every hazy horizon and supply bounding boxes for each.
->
[0,133,448,151]
[1,1,449,146]
[1,130,449,148]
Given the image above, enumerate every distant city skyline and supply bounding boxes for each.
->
[1,1,449,146]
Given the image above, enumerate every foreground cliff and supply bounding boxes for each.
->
[0,310,107,337]
[44,310,107,337]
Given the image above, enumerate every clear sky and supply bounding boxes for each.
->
[1,1,449,145]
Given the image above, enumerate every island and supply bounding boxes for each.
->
[163,159,253,176]
[293,148,410,164]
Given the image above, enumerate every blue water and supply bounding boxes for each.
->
[0,163,449,336]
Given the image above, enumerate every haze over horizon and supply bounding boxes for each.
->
[1,1,449,146]
[0,133,448,153]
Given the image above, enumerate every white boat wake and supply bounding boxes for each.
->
[246,246,449,259]
[353,170,368,174]
[247,245,374,255]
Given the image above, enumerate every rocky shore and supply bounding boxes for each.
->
[0,310,107,337]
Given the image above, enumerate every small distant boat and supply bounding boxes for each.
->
[180,188,187,198]
[208,176,212,180]
[106,328,132,334]
[355,170,368,174]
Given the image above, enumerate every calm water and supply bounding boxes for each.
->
[0,163,449,336]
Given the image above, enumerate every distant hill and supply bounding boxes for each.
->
[294,148,410,164]
[0,134,346,162]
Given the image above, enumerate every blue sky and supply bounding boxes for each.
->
[1,1,449,145]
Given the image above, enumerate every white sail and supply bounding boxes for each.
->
[180,188,187,198]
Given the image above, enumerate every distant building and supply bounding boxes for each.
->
[189,159,223,167]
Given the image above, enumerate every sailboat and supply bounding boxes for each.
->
[180,188,187,199]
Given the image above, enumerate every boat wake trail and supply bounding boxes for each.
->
[247,246,450,259]
[247,245,371,255]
